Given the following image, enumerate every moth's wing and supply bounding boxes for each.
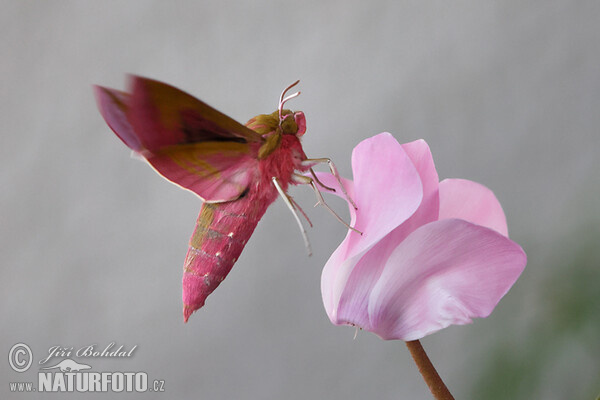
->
[147,141,259,203]
[127,76,263,151]
[94,76,263,203]
[93,86,143,151]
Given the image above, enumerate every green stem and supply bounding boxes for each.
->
[405,340,455,400]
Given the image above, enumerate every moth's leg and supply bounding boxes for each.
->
[309,168,335,192]
[293,173,362,235]
[302,158,358,210]
[272,177,312,256]
[272,177,312,227]
[288,195,313,228]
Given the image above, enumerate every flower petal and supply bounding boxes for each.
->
[392,139,440,239]
[367,219,526,340]
[321,133,423,321]
[402,140,439,219]
[331,233,400,328]
[439,179,508,237]
[347,133,423,259]
[331,139,440,327]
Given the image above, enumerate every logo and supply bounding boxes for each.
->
[7,342,165,394]
[40,359,91,372]
[8,343,33,373]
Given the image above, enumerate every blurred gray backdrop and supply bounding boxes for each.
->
[2,1,599,399]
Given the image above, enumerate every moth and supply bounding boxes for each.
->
[94,76,357,321]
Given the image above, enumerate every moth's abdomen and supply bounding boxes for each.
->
[182,198,266,322]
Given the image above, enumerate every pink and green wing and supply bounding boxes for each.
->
[126,76,263,149]
[93,87,143,151]
[149,141,258,203]
[94,76,262,202]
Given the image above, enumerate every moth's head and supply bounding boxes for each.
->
[279,109,306,137]
[245,109,306,137]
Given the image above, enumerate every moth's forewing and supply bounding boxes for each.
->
[127,76,263,151]
[94,86,142,151]
[95,76,266,202]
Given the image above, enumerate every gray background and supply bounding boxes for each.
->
[2,1,599,399]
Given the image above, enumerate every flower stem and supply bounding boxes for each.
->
[405,340,455,400]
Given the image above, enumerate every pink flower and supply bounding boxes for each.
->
[317,133,526,341]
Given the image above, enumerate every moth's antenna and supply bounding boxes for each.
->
[278,80,301,122]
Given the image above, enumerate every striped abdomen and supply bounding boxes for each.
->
[182,192,273,322]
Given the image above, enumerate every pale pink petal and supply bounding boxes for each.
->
[330,236,397,327]
[321,133,423,320]
[330,139,440,327]
[345,132,423,260]
[321,245,361,323]
[390,139,440,241]
[367,219,526,340]
[439,179,508,237]
[314,173,359,322]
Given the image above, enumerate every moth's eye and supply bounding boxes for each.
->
[294,111,306,136]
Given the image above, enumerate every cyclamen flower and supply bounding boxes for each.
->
[317,133,526,341]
